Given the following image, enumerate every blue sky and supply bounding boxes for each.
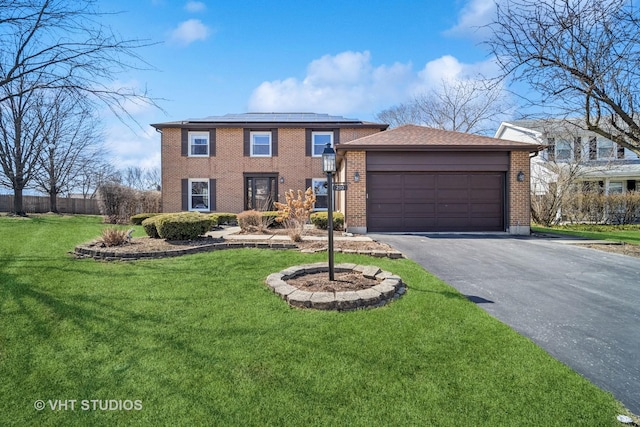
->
[98,0,500,170]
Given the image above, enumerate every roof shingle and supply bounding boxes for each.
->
[339,124,543,152]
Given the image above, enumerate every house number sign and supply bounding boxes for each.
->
[332,183,348,191]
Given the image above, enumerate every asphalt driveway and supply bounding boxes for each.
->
[370,232,640,414]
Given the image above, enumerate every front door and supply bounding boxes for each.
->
[245,175,277,210]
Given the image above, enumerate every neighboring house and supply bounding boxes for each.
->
[151,114,542,235]
[495,119,640,195]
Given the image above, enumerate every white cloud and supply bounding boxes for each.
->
[445,0,498,39]
[185,1,206,13]
[248,51,498,117]
[104,124,160,171]
[248,51,412,115]
[168,19,211,46]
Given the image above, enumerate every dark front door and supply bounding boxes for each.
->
[245,175,277,211]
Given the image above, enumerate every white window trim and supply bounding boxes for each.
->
[189,132,209,157]
[188,178,209,211]
[250,131,272,157]
[312,131,334,157]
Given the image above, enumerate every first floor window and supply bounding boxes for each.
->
[189,132,209,156]
[190,179,209,210]
[608,181,624,194]
[312,178,329,210]
[312,132,333,156]
[251,131,272,156]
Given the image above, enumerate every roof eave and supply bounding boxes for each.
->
[337,144,544,153]
[151,121,389,130]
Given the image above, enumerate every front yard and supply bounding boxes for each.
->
[0,215,627,426]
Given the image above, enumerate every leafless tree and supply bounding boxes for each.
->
[0,77,48,215]
[487,0,640,156]
[375,78,512,134]
[0,0,160,121]
[75,159,120,199]
[32,92,102,212]
[375,103,421,128]
[121,166,160,191]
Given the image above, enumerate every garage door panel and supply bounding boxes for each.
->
[404,203,436,214]
[368,171,504,232]
[404,189,436,199]
[404,174,435,187]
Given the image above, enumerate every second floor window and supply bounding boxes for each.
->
[251,131,272,157]
[556,139,572,161]
[312,132,333,156]
[189,132,209,156]
[597,139,614,160]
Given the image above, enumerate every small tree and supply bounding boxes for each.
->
[274,188,316,242]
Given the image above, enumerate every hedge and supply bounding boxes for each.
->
[131,212,161,225]
[310,212,344,230]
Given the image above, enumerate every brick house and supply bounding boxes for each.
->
[151,113,542,235]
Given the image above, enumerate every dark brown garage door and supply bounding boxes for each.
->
[367,172,505,232]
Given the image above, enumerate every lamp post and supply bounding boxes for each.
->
[322,143,336,281]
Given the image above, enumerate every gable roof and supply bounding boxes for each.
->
[338,124,544,152]
[151,112,388,130]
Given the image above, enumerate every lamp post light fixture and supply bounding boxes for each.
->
[322,143,336,281]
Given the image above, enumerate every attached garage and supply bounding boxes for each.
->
[337,125,543,235]
[368,171,505,232]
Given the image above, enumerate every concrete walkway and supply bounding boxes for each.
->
[208,226,374,243]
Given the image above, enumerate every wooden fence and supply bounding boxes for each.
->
[0,194,101,215]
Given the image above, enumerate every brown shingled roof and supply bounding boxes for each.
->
[338,124,543,152]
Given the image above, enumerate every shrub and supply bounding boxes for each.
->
[131,212,161,225]
[98,227,129,247]
[310,211,344,230]
[274,188,316,241]
[154,212,215,240]
[237,210,262,231]
[98,183,161,224]
[208,213,237,226]
[142,216,160,238]
[261,211,280,228]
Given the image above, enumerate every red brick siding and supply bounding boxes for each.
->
[509,151,531,228]
[161,127,381,213]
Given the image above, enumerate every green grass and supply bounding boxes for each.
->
[0,214,626,426]
[533,223,640,245]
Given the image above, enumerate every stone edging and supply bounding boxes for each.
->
[265,262,406,311]
[73,241,298,261]
[73,241,403,261]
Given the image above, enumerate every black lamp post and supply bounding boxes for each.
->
[322,143,336,281]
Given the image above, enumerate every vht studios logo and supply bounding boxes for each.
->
[34,399,143,411]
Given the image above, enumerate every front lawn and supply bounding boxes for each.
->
[533,223,640,245]
[0,215,626,426]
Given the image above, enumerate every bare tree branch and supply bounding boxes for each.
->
[487,0,640,155]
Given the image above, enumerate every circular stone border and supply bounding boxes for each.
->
[265,262,406,311]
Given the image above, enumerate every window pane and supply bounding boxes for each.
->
[609,181,623,194]
[556,140,571,161]
[190,133,209,156]
[598,140,614,159]
[312,179,328,209]
[191,181,209,209]
[251,133,271,156]
[313,133,332,156]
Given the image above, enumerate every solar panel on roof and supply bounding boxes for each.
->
[187,112,361,123]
